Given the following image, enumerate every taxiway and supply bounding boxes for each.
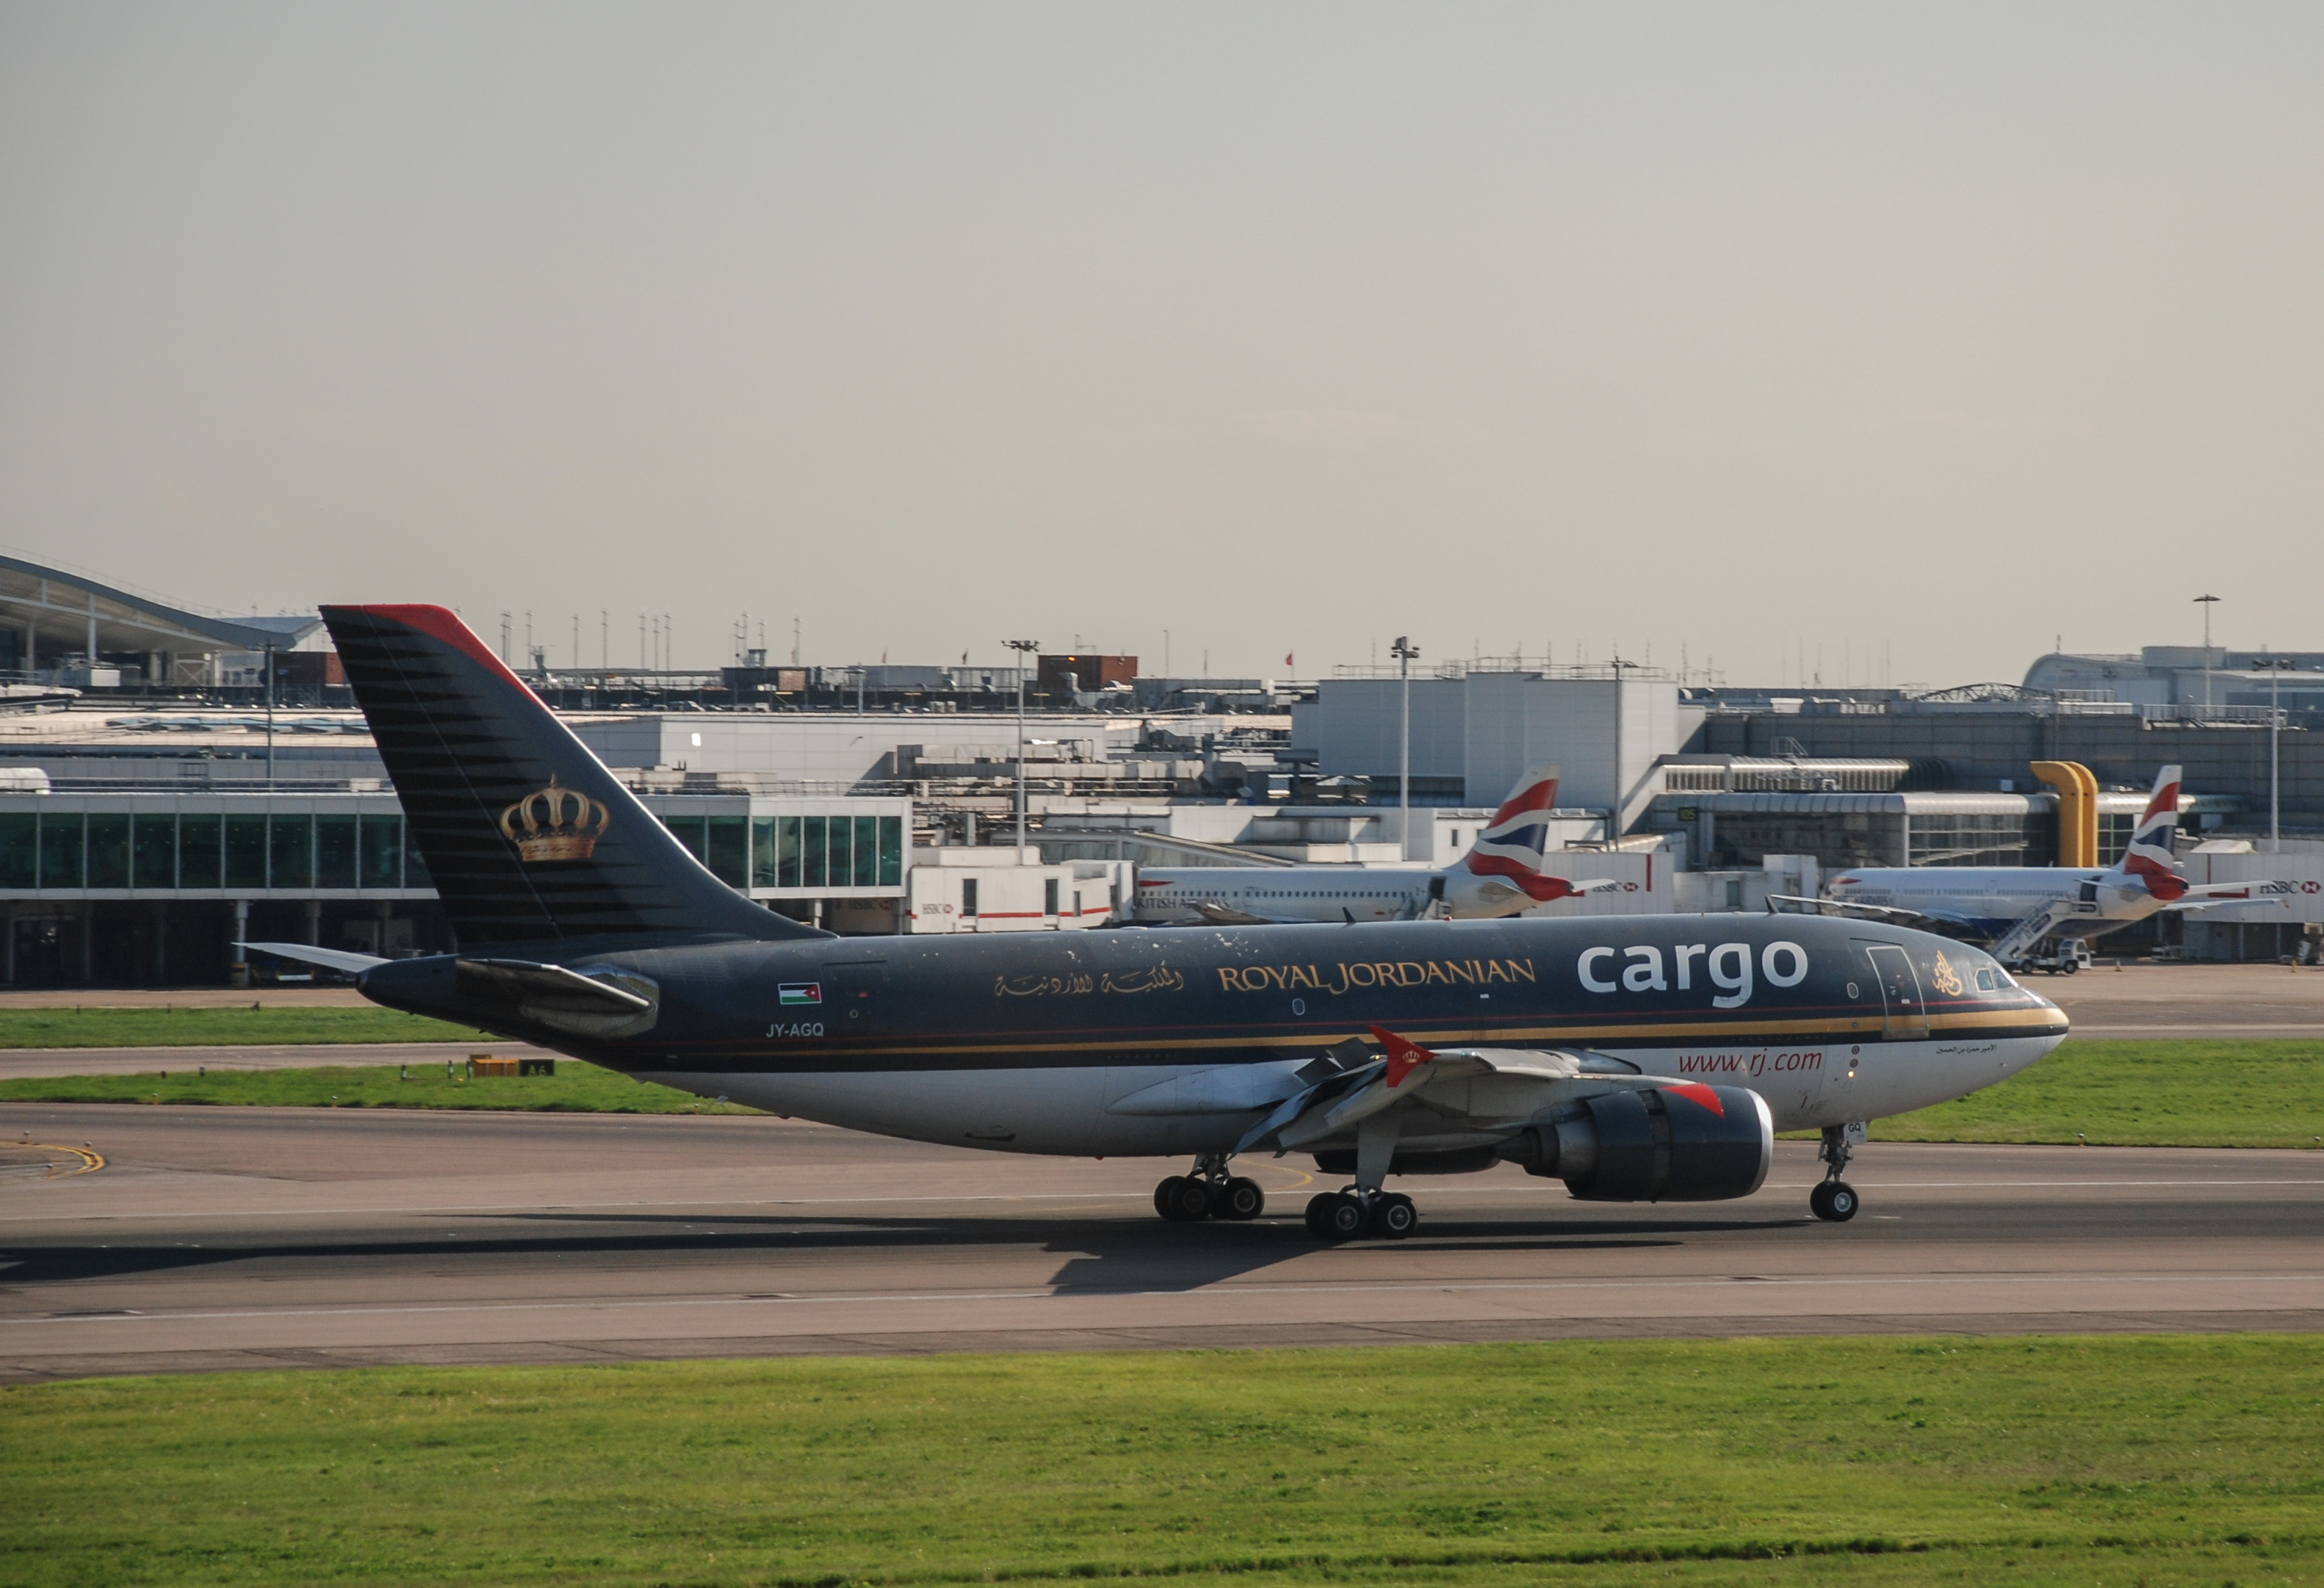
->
[3,1102,2318,1382]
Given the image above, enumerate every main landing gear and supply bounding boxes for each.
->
[1811,1123,1862,1223]
[1303,1188,1417,1241]
[1153,1154,1265,1223]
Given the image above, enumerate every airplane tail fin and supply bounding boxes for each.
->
[2113,764,2187,901]
[1457,765,1576,901]
[321,604,824,946]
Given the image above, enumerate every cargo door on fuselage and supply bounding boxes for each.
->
[1861,944,1927,1040]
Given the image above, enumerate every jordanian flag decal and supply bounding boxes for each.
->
[778,983,821,1006]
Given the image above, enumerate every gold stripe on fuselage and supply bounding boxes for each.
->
[677,1004,2068,1065]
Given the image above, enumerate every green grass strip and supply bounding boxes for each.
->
[1877,1038,2324,1149]
[0,1056,757,1113]
[0,1006,490,1049]
[3,1337,2320,1587]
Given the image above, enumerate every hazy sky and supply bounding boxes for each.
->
[3,4,2317,685]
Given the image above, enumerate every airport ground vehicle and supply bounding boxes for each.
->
[2024,940,2095,975]
[255,606,2069,1239]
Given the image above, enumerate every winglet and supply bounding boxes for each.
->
[1368,1025,1437,1088]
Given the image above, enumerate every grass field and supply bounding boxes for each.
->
[1874,1038,2324,1150]
[0,1057,759,1113]
[0,1006,490,1049]
[4,1336,2320,1587]
[6,1039,2321,1150]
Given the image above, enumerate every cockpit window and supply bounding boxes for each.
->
[1976,969,1996,992]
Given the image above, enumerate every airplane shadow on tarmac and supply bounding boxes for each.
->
[0,1210,1808,1295]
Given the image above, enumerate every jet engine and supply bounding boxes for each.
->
[1495,1085,1772,1202]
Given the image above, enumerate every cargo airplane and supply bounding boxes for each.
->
[252,607,2068,1238]
[1820,765,2284,968]
[1133,766,1620,925]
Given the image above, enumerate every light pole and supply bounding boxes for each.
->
[2194,593,2220,716]
[2258,652,2295,852]
[1391,636,1419,859]
[1006,639,1040,853]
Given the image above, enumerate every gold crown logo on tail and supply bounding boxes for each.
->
[499,776,610,862]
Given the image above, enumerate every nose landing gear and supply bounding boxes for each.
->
[1812,1122,1863,1222]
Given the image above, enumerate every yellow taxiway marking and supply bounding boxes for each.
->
[3,1142,105,1180]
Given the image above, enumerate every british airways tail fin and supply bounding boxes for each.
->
[322,604,825,946]
[2112,763,2187,901]
[1462,765,1562,891]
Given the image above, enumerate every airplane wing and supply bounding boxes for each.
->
[1188,899,1309,927]
[2162,880,2288,911]
[240,941,388,975]
[1764,895,1986,930]
[1239,1025,1688,1157]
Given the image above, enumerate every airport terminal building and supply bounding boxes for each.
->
[1,555,2317,981]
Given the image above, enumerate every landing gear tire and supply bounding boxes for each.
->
[1371,1193,1418,1240]
[1809,1180,1860,1222]
[1155,1175,1213,1222]
[1306,1191,1366,1241]
[1219,1177,1265,1221]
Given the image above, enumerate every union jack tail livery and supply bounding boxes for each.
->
[2115,764,2187,901]
[1440,765,1620,914]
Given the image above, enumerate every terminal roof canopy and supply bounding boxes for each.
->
[0,555,318,658]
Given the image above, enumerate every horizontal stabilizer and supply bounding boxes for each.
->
[239,941,388,975]
[456,958,654,1013]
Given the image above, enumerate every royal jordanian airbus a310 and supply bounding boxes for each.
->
[252,607,2068,1238]
[1132,766,1620,925]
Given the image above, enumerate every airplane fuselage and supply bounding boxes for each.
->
[362,913,2064,1157]
[1133,867,1437,925]
[1827,866,2166,942]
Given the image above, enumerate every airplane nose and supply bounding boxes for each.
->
[2024,984,2070,1036]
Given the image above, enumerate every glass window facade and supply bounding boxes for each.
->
[1907,811,2054,869]
[778,817,803,888]
[735,813,909,892]
[38,814,82,888]
[86,814,131,888]
[225,817,268,888]
[179,815,222,888]
[878,816,902,885]
[826,818,851,888]
[2097,812,2135,866]
[751,818,779,887]
[358,815,402,888]
[705,817,748,887]
[269,815,312,889]
[1710,812,1904,870]
[315,816,358,888]
[0,812,34,888]
[132,815,176,888]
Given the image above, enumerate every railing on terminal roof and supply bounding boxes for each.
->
[2139,704,2293,726]
[1659,759,1919,794]
[1329,656,1678,682]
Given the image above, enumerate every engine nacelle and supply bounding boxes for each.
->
[1495,1085,1772,1202]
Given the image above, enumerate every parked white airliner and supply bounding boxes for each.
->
[1133,766,1620,926]
[1822,765,2284,966]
